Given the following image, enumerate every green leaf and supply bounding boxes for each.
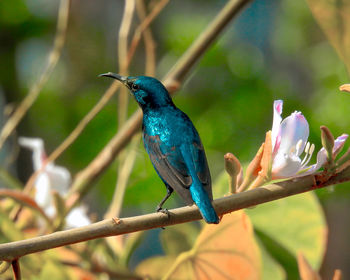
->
[255,229,298,280]
[160,222,199,256]
[246,192,327,270]
[256,238,286,280]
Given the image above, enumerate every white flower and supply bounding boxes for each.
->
[19,137,91,228]
[270,100,348,178]
[65,206,91,229]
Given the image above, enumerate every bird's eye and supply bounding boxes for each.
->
[131,83,139,91]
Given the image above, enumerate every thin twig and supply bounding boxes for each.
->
[118,0,136,127]
[11,259,21,280]
[22,82,121,196]
[114,0,136,225]
[0,261,11,274]
[104,0,159,256]
[0,0,70,150]
[104,134,140,219]
[127,0,169,70]
[118,0,136,74]
[15,82,121,222]
[136,0,159,76]
[105,0,158,221]
[68,0,251,208]
[1,166,350,262]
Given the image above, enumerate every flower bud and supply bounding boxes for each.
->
[224,153,241,194]
[320,126,334,162]
[339,84,350,93]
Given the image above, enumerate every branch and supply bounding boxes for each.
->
[1,166,349,262]
[127,0,169,70]
[104,134,140,219]
[135,0,160,76]
[118,0,136,126]
[11,259,21,280]
[68,0,251,205]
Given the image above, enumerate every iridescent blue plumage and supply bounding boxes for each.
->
[100,73,219,224]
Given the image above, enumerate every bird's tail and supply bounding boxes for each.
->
[189,184,219,224]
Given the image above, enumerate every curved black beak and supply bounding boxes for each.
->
[99,72,127,83]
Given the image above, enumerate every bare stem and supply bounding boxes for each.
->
[127,0,169,70]
[0,0,70,150]
[1,166,350,262]
[105,0,159,221]
[113,0,136,229]
[103,0,159,256]
[136,0,159,76]
[104,134,140,219]
[0,261,10,274]
[118,0,136,127]
[11,259,21,280]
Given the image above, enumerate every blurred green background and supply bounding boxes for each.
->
[0,0,349,278]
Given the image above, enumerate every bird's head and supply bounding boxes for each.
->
[100,72,173,110]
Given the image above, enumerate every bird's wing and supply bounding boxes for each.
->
[188,140,212,201]
[143,133,194,205]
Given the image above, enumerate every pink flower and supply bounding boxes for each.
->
[270,100,348,178]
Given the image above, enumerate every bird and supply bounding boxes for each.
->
[100,72,219,224]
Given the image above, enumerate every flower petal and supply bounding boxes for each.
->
[271,100,283,152]
[65,206,91,229]
[271,153,302,178]
[278,112,309,157]
[18,137,47,170]
[298,134,349,176]
[45,164,71,196]
[34,173,52,209]
[306,149,327,174]
[333,134,348,156]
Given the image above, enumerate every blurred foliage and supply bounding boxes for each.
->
[214,172,327,280]
[306,0,350,75]
[137,211,261,279]
[0,0,350,279]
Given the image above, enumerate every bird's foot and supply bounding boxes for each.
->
[156,207,170,230]
[156,206,170,218]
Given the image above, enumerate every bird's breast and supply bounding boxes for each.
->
[143,109,195,146]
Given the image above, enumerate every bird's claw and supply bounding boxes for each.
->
[156,206,170,218]
[156,207,170,230]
